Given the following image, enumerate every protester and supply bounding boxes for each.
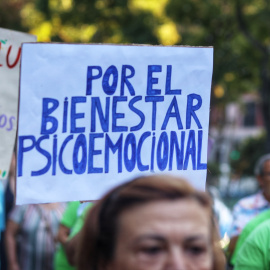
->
[63,202,93,266]
[5,203,66,270]
[54,201,93,270]
[54,201,80,270]
[0,180,4,267]
[76,174,225,270]
[228,154,270,262]
[1,152,16,270]
[0,181,4,233]
[230,208,270,266]
[234,218,270,270]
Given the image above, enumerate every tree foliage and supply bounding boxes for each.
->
[230,133,266,176]
[0,0,27,31]
[17,0,173,44]
[166,0,260,102]
[2,0,270,151]
[166,0,270,151]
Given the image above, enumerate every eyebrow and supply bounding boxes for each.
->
[134,234,208,244]
[134,234,167,244]
[184,235,209,242]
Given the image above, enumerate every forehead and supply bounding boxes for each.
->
[118,199,211,238]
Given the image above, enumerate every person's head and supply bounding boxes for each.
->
[77,175,225,270]
[254,154,270,200]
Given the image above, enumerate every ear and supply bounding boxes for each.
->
[257,175,263,187]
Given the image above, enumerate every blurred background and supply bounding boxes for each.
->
[1,0,270,228]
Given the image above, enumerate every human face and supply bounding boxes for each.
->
[258,160,270,200]
[106,199,213,270]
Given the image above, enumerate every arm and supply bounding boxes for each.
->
[56,224,71,245]
[65,232,81,266]
[56,201,80,245]
[227,235,239,262]
[5,220,20,270]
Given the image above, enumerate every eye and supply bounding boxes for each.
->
[140,245,163,255]
[187,245,206,255]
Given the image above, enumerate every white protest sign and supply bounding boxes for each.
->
[0,28,36,180]
[17,44,213,204]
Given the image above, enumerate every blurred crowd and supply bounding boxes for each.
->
[1,153,270,270]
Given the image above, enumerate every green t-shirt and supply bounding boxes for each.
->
[231,209,270,265]
[54,202,93,270]
[54,201,80,270]
[234,219,270,270]
[69,202,93,238]
[61,201,81,228]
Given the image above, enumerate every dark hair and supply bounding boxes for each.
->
[254,154,270,176]
[76,174,225,270]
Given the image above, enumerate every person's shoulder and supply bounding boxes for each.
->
[243,209,270,232]
[10,204,29,212]
[234,191,265,210]
[248,219,270,242]
[234,221,270,270]
[8,204,32,223]
[239,192,261,203]
[240,218,270,257]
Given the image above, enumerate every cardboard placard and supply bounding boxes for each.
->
[0,28,36,180]
[17,43,213,204]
